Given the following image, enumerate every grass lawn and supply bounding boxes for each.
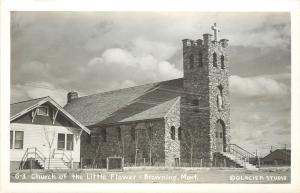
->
[10,167,290,184]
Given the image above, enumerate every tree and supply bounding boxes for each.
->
[43,127,55,170]
[181,128,196,167]
[146,123,154,166]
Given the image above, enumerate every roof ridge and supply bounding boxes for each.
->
[76,78,182,100]
[11,96,49,105]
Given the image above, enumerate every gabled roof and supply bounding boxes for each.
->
[262,149,291,161]
[11,96,90,134]
[64,78,184,127]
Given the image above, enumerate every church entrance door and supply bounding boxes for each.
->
[215,120,225,152]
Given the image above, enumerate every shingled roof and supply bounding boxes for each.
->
[11,97,48,118]
[10,96,90,134]
[64,78,184,127]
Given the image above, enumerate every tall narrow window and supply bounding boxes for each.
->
[198,52,203,67]
[213,53,217,67]
[66,134,74,150]
[131,127,135,141]
[189,54,194,69]
[101,128,107,142]
[217,85,224,110]
[147,126,153,141]
[171,126,175,140]
[221,55,225,69]
[178,127,182,140]
[10,131,13,149]
[57,133,65,150]
[14,131,24,149]
[116,127,121,141]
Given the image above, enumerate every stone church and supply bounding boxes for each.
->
[64,24,231,168]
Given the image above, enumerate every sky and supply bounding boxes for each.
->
[10,12,291,156]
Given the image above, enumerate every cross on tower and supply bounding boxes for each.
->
[211,23,220,41]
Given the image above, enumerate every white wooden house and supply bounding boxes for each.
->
[10,96,90,170]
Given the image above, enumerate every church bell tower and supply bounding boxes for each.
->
[180,23,230,166]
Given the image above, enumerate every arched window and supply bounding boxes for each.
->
[171,126,175,140]
[178,127,182,140]
[198,52,203,67]
[217,85,224,110]
[131,127,135,141]
[221,55,225,69]
[147,126,153,141]
[116,127,121,141]
[101,128,107,142]
[213,52,217,67]
[189,54,194,69]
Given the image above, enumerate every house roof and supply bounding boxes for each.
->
[64,78,184,127]
[262,149,291,161]
[10,96,90,134]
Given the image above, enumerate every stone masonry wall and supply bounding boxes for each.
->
[80,119,166,167]
[180,34,230,166]
[164,98,181,167]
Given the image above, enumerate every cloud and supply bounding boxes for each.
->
[11,82,68,105]
[229,75,289,98]
[78,45,182,94]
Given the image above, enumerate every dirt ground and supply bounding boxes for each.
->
[10,167,290,184]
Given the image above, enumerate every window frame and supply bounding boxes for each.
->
[101,128,107,142]
[116,127,121,141]
[198,52,203,67]
[213,52,217,67]
[170,126,176,140]
[221,55,225,69]
[10,130,13,149]
[14,131,24,149]
[147,126,153,141]
[36,106,49,116]
[66,134,74,151]
[57,133,66,150]
[131,127,136,141]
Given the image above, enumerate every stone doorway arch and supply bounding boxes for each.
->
[215,119,226,152]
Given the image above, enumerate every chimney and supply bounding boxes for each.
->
[67,91,78,103]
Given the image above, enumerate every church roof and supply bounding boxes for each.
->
[64,78,183,127]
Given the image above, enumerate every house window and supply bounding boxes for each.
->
[189,54,194,69]
[147,126,153,141]
[116,127,121,141]
[215,131,218,138]
[131,127,135,141]
[66,134,74,151]
[213,53,217,67]
[221,55,225,69]
[57,133,65,150]
[10,131,13,149]
[101,128,107,142]
[171,126,175,140]
[37,106,49,116]
[198,52,203,67]
[14,131,24,149]
[178,127,182,140]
